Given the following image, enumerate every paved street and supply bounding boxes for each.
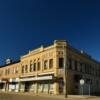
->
[0,93,100,100]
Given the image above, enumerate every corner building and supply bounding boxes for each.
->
[0,40,100,95]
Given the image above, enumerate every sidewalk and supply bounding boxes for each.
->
[0,92,99,99]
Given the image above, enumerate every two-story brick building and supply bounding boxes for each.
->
[0,40,100,95]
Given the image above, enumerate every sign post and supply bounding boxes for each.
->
[80,79,85,96]
[89,84,90,96]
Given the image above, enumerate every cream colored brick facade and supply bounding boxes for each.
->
[0,40,100,95]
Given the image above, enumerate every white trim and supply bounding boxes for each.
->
[20,76,53,82]
[38,72,54,75]
[21,72,54,78]
[9,78,20,82]
[21,74,34,78]
[0,80,6,83]
[0,80,2,83]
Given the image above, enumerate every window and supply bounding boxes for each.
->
[59,58,64,68]
[30,63,33,72]
[25,65,28,73]
[89,65,92,74]
[0,71,2,76]
[7,69,10,75]
[84,64,87,73]
[98,69,100,77]
[74,74,82,83]
[5,69,8,75]
[86,78,92,84]
[13,68,16,74]
[5,69,10,75]
[80,62,83,72]
[82,63,85,73]
[44,60,48,70]
[74,60,78,71]
[49,59,53,69]
[37,62,41,71]
[33,62,36,71]
[96,69,98,77]
[15,67,18,74]
[0,71,3,76]
[96,80,99,86]
[22,66,24,73]
[68,58,72,69]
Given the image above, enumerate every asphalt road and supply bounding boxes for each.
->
[0,93,100,100]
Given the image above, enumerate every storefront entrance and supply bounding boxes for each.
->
[0,83,5,91]
[24,82,35,92]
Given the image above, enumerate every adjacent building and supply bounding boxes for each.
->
[0,40,100,95]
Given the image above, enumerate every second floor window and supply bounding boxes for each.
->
[30,63,33,72]
[15,67,18,74]
[74,60,78,71]
[33,62,36,71]
[37,62,41,71]
[0,71,3,76]
[7,69,10,75]
[68,58,72,69]
[49,59,53,69]
[5,69,8,75]
[79,62,83,72]
[44,60,48,70]
[59,58,64,68]
[25,65,28,73]
[22,66,24,73]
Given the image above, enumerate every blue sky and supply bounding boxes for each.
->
[0,0,99,64]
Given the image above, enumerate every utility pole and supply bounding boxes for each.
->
[63,43,68,98]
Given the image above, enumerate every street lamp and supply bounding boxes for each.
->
[80,79,85,96]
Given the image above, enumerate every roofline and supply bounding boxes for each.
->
[69,46,100,64]
[0,60,20,68]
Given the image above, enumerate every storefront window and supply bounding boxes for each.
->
[43,84,48,93]
[38,84,43,93]
[49,84,54,94]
